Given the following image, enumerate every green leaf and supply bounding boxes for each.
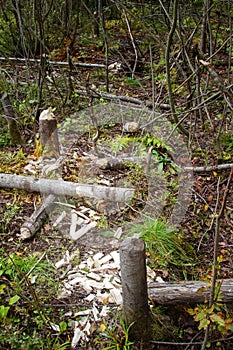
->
[9,295,20,305]
[0,305,10,319]
[195,311,207,321]
[198,318,210,330]
[59,321,67,332]
[0,284,6,293]
[210,313,225,327]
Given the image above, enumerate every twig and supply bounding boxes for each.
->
[0,56,105,68]
[184,163,233,172]
[123,8,138,79]
[24,252,46,279]
[164,0,189,136]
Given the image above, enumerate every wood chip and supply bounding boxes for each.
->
[98,254,112,265]
[110,251,120,267]
[87,272,102,281]
[70,221,97,240]
[109,288,122,305]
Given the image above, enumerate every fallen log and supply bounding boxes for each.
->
[148,280,233,305]
[0,173,134,202]
[20,194,56,240]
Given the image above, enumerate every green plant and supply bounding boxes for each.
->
[0,248,70,349]
[220,132,233,154]
[187,282,233,335]
[108,135,134,154]
[124,77,141,87]
[130,219,195,272]
[0,203,20,232]
[97,316,134,350]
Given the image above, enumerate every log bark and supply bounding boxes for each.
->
[1,92,23,144]
[148,280,233,305]
[20,194,56,240]
[0,173,134,202]
[120,238,151,341]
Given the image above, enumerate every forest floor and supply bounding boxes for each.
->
[0,39,233,349]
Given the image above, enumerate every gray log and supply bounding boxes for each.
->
[120,238,151,341]
[0,173,134,202]
[148,280,233,304]
[20,194,56,240]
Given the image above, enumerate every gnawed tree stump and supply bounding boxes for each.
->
[1,92,23,144]
[148,280,233,305]
[0,173,134,202]
[39,108,60,159]
[120,238,151,341]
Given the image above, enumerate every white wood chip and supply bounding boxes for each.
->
[59,289,72,297]
[92,303,100,321]
[55,250,70,268]
[109,288,122,305]
[97,262,119,270]
[81,280,93,293]
[83,320,91,335]
[68,272,82,280]
[70,221,97,240]
[63,281,73,290]
[76,309,91,316]
[93,252,104,261]
[87,272,102,281]
[70,210,78,237]
[86,256,95,269]
[78,262,87,270]
[51,323,60,332]
[110,251,120,267]
[96,292,110,303]
[84,294,95,302]
[52,210,67,227]
[103,277,115,290]
[156,276,166,283]
[79,315,89,327]
[100,305,109,317]
[73,209,90,221]
[147,266,156,279]
[98,254,112,265]
[71,322,82,348]
[69,276,84,285]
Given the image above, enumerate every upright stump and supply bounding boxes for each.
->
[120,237,151,341]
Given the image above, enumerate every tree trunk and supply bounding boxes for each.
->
[120,238,151,341]
[1,92,23,144]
